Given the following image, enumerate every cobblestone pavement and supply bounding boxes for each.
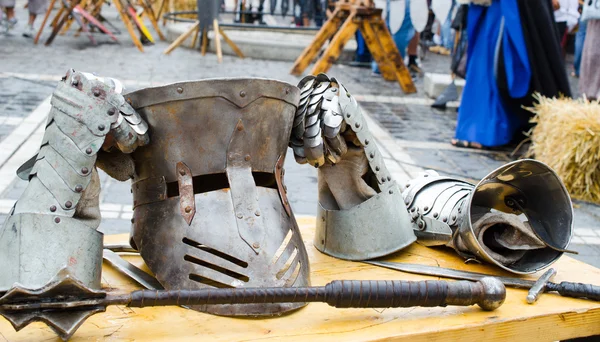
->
[1,1,598,268]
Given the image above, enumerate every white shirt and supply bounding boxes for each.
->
[554,0,581,32]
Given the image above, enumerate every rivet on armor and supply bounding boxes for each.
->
[387,176,391,181]
[381,177,385,182]
[252,242,260,249]
[185,206,192,213]
[285,88,290,95]
[65,201,73,208]
[423,206,429,211]
[239,91,246,97]
[236,213,243,219]
[389,189,394,194]
[404,199,409,205]
[50,205,57,212]
[93,89,101,97]
[369,152,375,158]
[452,215,457,221]
[410,207,416,212]
[442,216,448,222]
[458,207,462,213]
[418,221,424,229]
[433,212,439,218]
[406,183,410,188]
[75,185,83,193]
[81,167,89,174]
[255,210,261,217]
[346,114,351,118]
[179,169,186,176]
[355,122,361,128]
[365,139,370,145]
[54,217,61,224]
[237,125,243,131]
[177,87,183,94]
[71,80,79,87]
[245,155,251,161]
[107,108,116,116]
[375,166,380,171]
[331,88,336,92]
[424,174,429,177]
[98,124,105,131]
[131,218,135,223]
[86,148,93,154]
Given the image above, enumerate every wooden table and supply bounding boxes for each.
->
[2,217,600,341]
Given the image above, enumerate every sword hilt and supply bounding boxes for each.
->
[129,278,505,311]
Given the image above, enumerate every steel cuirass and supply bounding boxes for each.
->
[125,79,310,316]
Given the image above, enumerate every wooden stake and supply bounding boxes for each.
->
[34,0,57,44]
[163,20,199,54]
[219,27,244,58]
[213,19,222,63]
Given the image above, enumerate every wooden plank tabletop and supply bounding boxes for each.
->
[2,216,600,341]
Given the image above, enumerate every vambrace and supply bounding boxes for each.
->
[0,70,148,293]
[291,74,415,261]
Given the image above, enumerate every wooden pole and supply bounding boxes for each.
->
[34,0,57,44]
[190,25,199,49]
[113,0,144,52]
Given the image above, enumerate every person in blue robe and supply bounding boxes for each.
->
[452,0,531,148]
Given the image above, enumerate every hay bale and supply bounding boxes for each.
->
[527,95,600,204]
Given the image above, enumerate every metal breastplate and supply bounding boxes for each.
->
[126,79,310,316]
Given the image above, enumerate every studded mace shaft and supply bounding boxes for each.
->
[0,269,506,341]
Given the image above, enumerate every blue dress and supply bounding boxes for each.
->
[454,0,531,147]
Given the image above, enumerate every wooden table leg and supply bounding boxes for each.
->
[34,0,57,44]
[290,8,344,76]
[310,11,358,76]
[213,19,222,63]
[219,27,244,58]
[163,20,199,54]
[370,17,416,94]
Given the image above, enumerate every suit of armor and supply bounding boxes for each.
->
[0,70,418,308]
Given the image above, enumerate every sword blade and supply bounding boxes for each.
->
[365,260,537,289]
[103,249,164,290]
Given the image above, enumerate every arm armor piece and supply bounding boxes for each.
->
[0,69,148,293]
[291,74,416,261]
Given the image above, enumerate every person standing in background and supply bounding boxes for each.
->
[1,0,48,37]
[579,17,600,100]
[554,0,580,46]
[572,0,586,77]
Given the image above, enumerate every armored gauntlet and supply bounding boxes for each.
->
[0,70,148,293]
[290,74,416,260]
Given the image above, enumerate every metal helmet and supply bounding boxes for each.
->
[402,159,573,274]
[126,78,310,316]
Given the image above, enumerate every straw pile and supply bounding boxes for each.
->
[527,95,600,203]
